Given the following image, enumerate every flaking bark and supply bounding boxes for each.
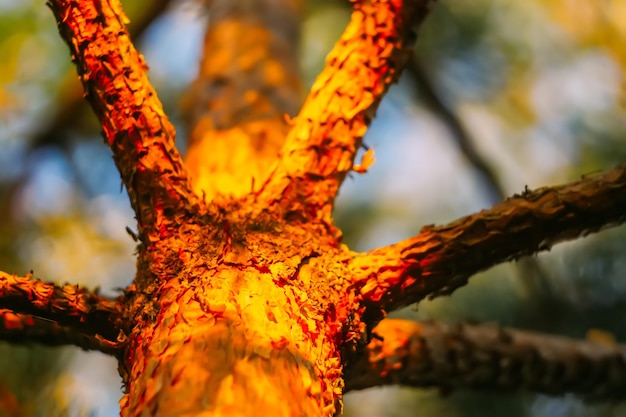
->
[0,271,122,344]
[47,0,201,240]
[258,0,435,223]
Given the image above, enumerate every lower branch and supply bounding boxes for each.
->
[0,309,120,355]
[345,319,626,400]
[32,0,173,150]
[0,271,122,344]
[350,166,626,315]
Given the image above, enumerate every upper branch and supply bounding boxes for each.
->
[185,0,303,200]
[33,0,173,151]
[350,166,626,318]
[258,0,435,222]
[0,271,122,344]
[47,0,201,240]
[344,319,626,400]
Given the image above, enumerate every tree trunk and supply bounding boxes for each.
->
[2,0,625,416]
[119,216,358,416]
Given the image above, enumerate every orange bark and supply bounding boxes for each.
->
[0,0,620,416]
[258,0,434,222]
[120,219,359,416]
[47,0,200,240]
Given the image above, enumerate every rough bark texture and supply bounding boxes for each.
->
[48,0,200,240]
[258,0,435,223]
[350,165,626,321]
[120,214,361,416]
[1,0,625,416]
[33,0,173,150]
[0,271,121,343]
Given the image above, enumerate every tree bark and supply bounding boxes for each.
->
[0,0,621,416]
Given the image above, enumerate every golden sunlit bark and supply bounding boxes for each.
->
[258,0,434,223]
[2,0,625,416]
[33,0,174,150]
[120,220,359,416]
[47,0,202,241]
[345,319,626,399]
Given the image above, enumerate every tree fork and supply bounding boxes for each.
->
[35,0,626,415]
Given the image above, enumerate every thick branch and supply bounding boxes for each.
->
[350,166,626,317]
[47,0,201,240]
[345,319,626,400]
[258,0,435,222]
[185,0,304,200]
[0,271,122,344]
[0,309,120,355]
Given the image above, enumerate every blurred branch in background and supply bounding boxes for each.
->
[346,319,626,400]
[183,0,303,199]
[406,54,554,313]
[406,57,506,204]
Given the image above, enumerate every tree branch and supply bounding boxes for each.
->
[0,271,122,345]
[344,319,626,400]
[350,166,626,318]
[258,0,436,223]
[185,0,304,201]
[47,0,202,240]
[32,0,173,150]
[0,309,120,355]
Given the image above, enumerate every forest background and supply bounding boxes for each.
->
[0,0,625,416]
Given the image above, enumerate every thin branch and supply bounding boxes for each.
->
[350,166,626,319]
[47,0,201,240]
[0,271,122,344]
[32,0,173,150]
[185,0,304,200]
[0,309,120,355]
[407,57,506,203]
[345,319,626,400]
[258,0,436,222]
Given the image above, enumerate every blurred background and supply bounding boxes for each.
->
[0,0,625,415]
